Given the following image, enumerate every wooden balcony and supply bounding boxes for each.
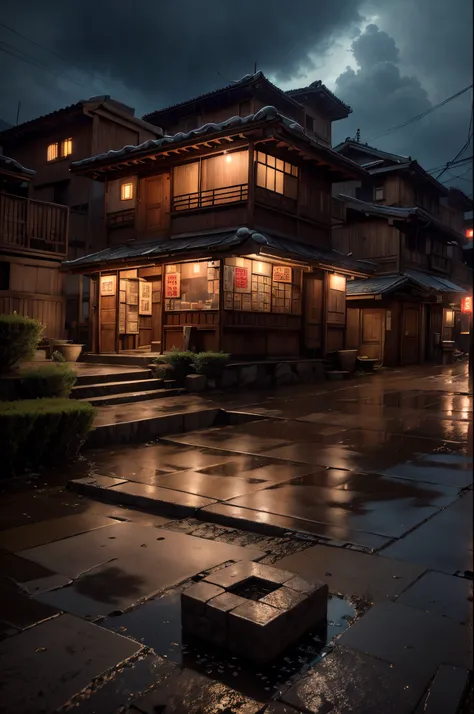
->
[172,183,248,212]
[0,193,69,258]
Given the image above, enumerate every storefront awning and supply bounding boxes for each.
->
[405,270,467,294]
[62,227,374,276]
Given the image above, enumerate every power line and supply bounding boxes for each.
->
[436,107,473,180]
[425,155,473,175]
[0,20,108,86]
[0,42,85,87]
[367,84,473,142]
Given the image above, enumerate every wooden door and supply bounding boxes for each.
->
[143,175,170,232]
[360,309,384,361]
[303,273,323,354]
[401,306,420,364]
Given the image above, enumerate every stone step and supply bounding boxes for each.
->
[71,378,164,400]
[82,353,156,366]
[81,387,185,407]
[75,368,152,386]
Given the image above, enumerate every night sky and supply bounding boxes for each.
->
[0,0,472,197]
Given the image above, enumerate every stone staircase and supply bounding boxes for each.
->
[71,367,184,407]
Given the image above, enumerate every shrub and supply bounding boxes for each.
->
[52,350,66,363]
[153,349,195,382]
[192,351,230,379]
[0,399,95,476]
[0,314,43,373]
[17,364,77,399]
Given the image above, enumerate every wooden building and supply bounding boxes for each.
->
[0,98,161,341]
[332,140,472,365]
[0,154,68,337]
[63,99,372,358]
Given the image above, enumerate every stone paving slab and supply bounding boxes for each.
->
[200,502,391,550]
[338,600,472,682]
[129,668,262,713]
[381,461,473,488]
[280,644,427,714]
[0,512,116,552]
[414,664,471,714]
[397,570,473,623]
[24,524,262,618]
[0,576,60,631]
[276,545,426,601]
[0,613,142,714]
[381,491,473,574]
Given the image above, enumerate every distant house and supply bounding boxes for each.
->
[0,98,161,343]
[61,75,373,358]
[0,153,68,338]
[331,140,472,364]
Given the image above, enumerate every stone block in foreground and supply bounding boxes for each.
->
[180,561,328,662]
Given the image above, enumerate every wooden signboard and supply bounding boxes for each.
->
[273,265,292,283]
[100,274,117,296]
[139,281,152,315]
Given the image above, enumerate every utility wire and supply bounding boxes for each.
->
[436,107,473,180]
[367,84,473,142]
[425,155,473,175]
[0,42,85,87]
[0,20,107,85]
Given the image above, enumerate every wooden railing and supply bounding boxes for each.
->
[0,193,69,257]
[172,183,248,212]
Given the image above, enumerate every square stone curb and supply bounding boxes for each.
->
[181,561,328,663]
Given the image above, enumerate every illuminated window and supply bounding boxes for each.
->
[121,182,134,201]
[374,186,384,201]
[466,228,473,239]
[329,274,346,291]
[256,152,298,199]
[47,143,59,162]
[62,138,72,157]
[444,309,455,328]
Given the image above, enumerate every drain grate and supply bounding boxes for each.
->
[228,576,280,601]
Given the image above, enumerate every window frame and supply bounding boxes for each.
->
[374,186,384,201]
[62,138,73,158]
[120,182,134,201]
[47,138,73,163]
[256,151,299,199]
[47,142,59,162]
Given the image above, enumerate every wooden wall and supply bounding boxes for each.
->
[332,219,400,273]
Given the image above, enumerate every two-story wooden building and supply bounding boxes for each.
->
[63,85,372,359]
[331,140,472,365]
[0,154,68,337]
[0,98,161,341]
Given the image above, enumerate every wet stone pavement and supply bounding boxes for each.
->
[0,363,472,713]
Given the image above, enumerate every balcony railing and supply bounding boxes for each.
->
[0,192,69,257]
[172,183,248,212]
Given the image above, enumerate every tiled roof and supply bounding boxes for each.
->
[0,153,35,178]
[71,106,366,179]
[346,275,408,296]
[338,194,462,240]
[62,226,373,275]
[333,139,410,163]
[286,80,351,117]
[347,271,466,297]
[143,72,302,121]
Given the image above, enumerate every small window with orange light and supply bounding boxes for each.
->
[121,182,134,201]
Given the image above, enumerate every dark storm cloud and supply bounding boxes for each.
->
[0,0,363,122]
[332,22,473,195]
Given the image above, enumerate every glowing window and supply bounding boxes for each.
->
[256,152,298,198]
[62,138,72,157]
[374,186,384,201]
[444,309,455,328]
[466,228,473,239]
[121,182,134,201]
[47,143,59,162]
[329,274,346,291]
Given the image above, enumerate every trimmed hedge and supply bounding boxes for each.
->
[153,349,195,382]
[192,351,230,379]
[17,365,77,399]
[0,314,43,372]
[0,399,95,475]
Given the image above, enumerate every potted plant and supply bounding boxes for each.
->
[55,343,84,362]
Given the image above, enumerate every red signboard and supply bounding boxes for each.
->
[466,228,473,239]
[165,273,180,298]
[461,296,472,313]
[235,266,249,290]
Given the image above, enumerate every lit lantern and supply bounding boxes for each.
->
[461,296,472,313]
[466,228,473,239]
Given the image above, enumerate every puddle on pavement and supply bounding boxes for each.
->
[101,589,356,701]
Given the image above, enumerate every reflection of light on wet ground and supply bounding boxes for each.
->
[102,589,356,701]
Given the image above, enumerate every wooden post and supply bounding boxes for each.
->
[115,270,120,354]
[321,271,329,356]
[77,273,83,344]
[97,271,102,354]
[247,141,255,227]
[218,258,225,352]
